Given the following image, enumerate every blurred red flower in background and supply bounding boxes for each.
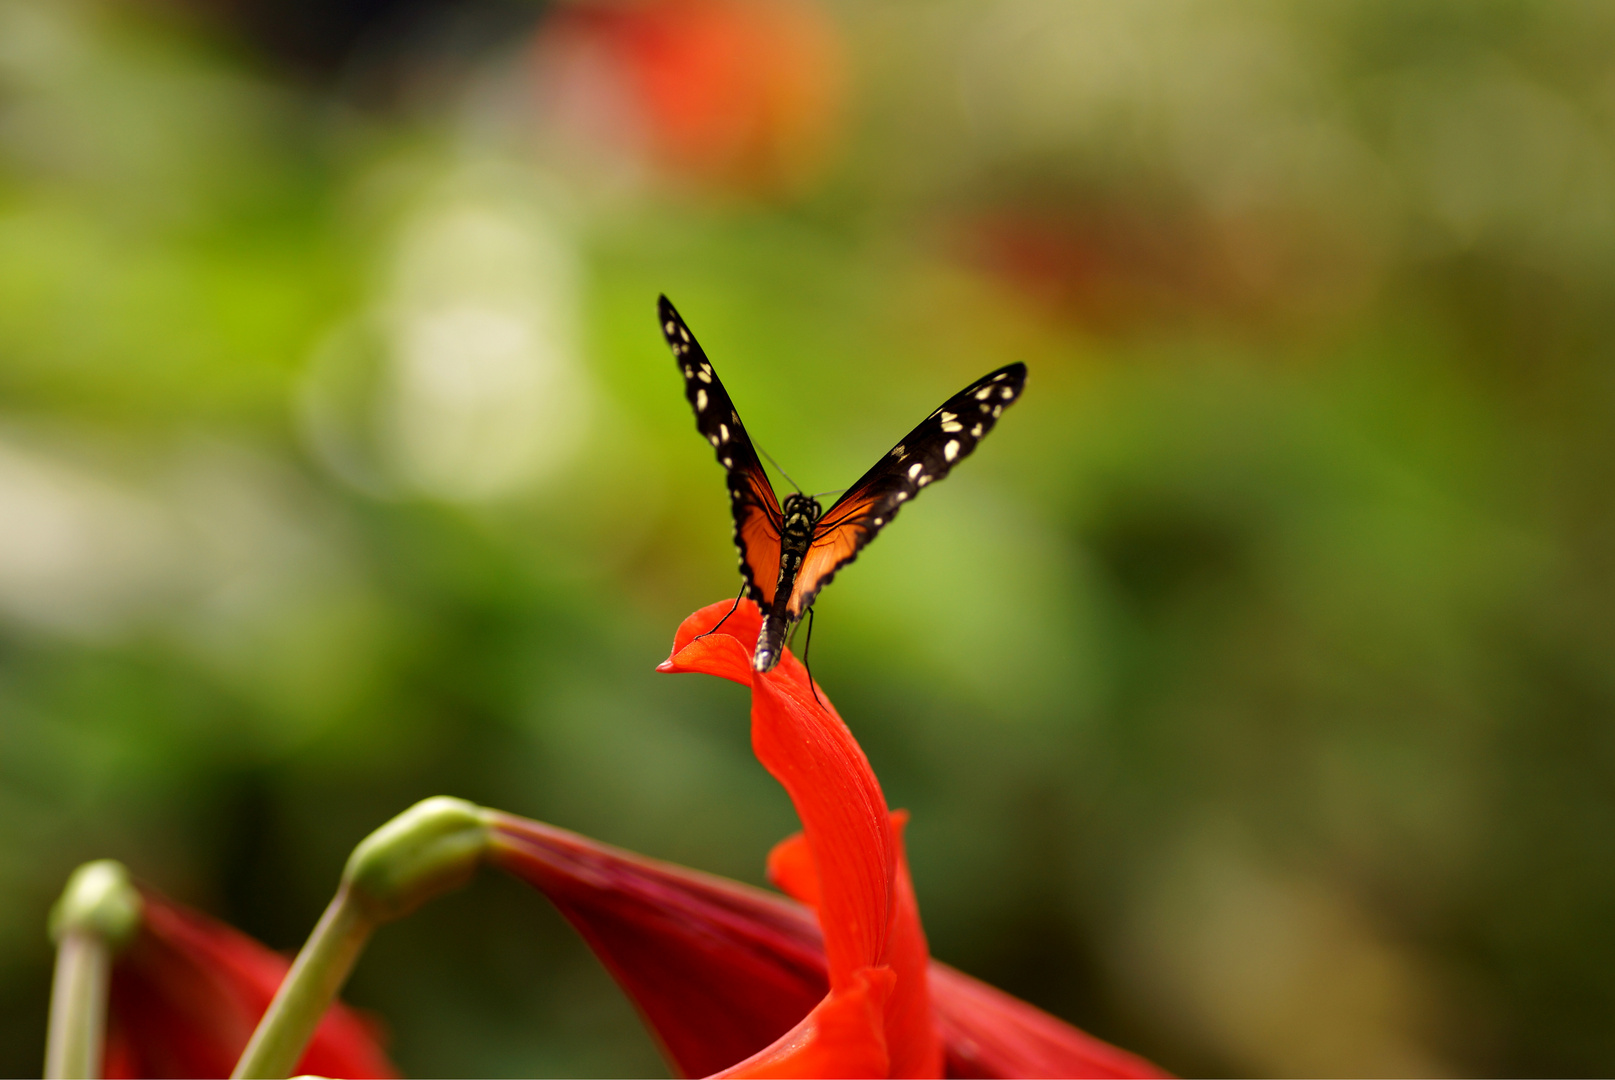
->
[531,0,844,195]
[103,889,396,1079]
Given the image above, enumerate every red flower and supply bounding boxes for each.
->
[103,888,397,1080]
[489,599,1166,1078]
[531,0,844,194]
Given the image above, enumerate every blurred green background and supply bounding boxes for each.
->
[3,0,1615,1075]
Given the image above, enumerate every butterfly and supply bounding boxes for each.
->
[660,295,1027,674]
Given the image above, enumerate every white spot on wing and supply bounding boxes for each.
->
[1000,386,1014,400]
[872,517,883,526]
[891,444,905,458]
[971,423,983,437]
[697,368,712,383]
[940,411,956,423]
[941,421,963,433]
[722,456,732,467]
[975,386,994,400]
[895,491,908,502]
[917,475,931,486]
[665,321,676,334]
[992,371,1007,381]
[944,440,960,461]
[719,423,730,443]
[992,405,1002,417]
[709,433,720,446]
[907,462,924,480]
[696,388,708,411]
[679,327,690,342]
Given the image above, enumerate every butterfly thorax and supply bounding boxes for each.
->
[753,492,822,672]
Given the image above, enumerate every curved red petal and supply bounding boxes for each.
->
[655,602,1161,1078]
[105,890,397,1080]
[766,816,939,1078]
[660,599,895,990]
[749,665,893,987]
[658,598,766,683]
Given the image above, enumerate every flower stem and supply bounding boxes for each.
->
[230,885,373,1080]
[46,931,111,1080]
[45,861,142,1080]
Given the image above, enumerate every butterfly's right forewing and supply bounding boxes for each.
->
[785,361,1028,618]
[660,296,785,608]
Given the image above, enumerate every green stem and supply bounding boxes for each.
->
[230,885,373,1080]
[44,931,110,1080]
[231,797,489,1079]
[45,860,141,1080]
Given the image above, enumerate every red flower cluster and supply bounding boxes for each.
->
[98,600,1164,1078]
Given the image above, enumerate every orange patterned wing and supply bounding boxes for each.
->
[660,296,784,606]
[786,362,1027,618]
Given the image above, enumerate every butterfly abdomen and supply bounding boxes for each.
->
[754,493,822,672]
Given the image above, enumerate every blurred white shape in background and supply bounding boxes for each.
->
[0,438,177,637]
[301,165,591,503]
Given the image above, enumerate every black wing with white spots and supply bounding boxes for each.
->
[659,295,785,607]
[784,362,1027,617]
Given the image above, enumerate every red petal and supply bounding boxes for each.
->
[768,816,939,1078]
[749,670,893,985]
[765,832,819,909]
[657,597,765,684]
[662,601,939,1076]
[105,890,397,1080]
[661,597,894,986]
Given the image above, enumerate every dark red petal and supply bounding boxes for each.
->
[105,890,397,1080]
[487,813,827,1079]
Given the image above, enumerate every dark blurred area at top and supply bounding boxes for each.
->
[172,0,524,82]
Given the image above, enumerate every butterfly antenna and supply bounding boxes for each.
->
[756,443,805,495]
[810,488,847,501]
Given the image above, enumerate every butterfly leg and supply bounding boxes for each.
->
[800,605,823,707]
[695,581,747,641]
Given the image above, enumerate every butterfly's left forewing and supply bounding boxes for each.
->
[660,296,785,608]
[785,361,1027,617]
